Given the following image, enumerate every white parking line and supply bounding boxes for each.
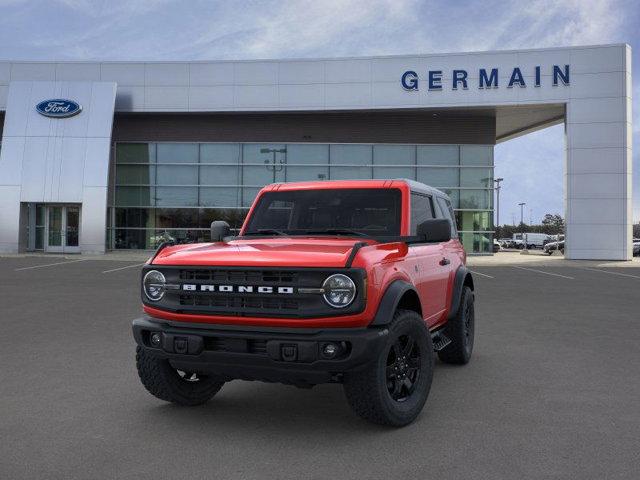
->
[102,263,146,274]
[512,266,574,280]
[15,259,87,271]
[580,267,640,279]
[469,270,494,279]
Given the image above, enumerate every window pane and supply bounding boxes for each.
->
[156,165,198,185]
[460,232,493,253]
[198,208,247,230]
[115,186,154,207]
[155,187,198,207]
[200,143,241,164]
[116,165,155,185]
[410,193,434,234]
[35,226,44,250]
[459,190,492,209]
[35,205,45,226]
[460,167,493,188]
[242,144,286,185]
[200,144,241,184]
[417,145,459,165]
[373,145,415,179]
[436,197,458,238]
[439,189,459,208]
[329,145,372,180]
[116,143,155,164]
[155,209,199,229]
[460,145,493,166]
[115,208,155,228]
[456,211,493,231]
[200,165,239,185]
[157,143,198,164]
[417,167,458,187]
[152,229,210,245]
[286,144,329,181]
[199,187,239,207]
[113,228,151,249]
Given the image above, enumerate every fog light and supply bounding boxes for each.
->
[322,343,339,358]
[150,332,162,348]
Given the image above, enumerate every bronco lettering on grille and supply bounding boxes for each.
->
[181,284,295,294]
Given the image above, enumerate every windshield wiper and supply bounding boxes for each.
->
[244,229,289,236]
[302,229,370,237]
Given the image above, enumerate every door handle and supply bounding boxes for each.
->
[439,257,450,266]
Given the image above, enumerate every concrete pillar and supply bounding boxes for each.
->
[564,45,632,260]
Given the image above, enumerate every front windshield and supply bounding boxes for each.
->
[244,188,402,237]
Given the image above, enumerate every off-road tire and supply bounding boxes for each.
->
[437,286,474,365]
[343,309,433,427]
[136,346,224,406]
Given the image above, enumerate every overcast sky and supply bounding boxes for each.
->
[0,0,637,225]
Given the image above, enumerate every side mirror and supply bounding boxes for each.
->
[417,219,451,243]
[210,221,231,242]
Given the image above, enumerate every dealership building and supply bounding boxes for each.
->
[0,44,633,259]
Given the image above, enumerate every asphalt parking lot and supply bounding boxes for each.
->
[1,256,639,479]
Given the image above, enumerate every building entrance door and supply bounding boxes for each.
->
[45,205,81,253]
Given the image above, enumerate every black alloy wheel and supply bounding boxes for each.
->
[386,334,421,402]
[176,370,203,382]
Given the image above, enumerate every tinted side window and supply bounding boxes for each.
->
[410,193,434,234]
[436,197,458,238]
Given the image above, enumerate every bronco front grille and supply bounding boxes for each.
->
[179,294,300,311]
[179,269,299,284]
[142,266,366,319]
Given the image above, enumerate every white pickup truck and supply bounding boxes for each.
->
[512,233,553,249]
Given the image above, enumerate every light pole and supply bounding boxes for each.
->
[494,178,503,227]
[518,202,527,252]
[518,202,526,226]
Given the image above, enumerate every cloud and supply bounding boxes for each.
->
[0,0,633,60]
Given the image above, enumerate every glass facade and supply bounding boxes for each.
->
[109,142,494,253]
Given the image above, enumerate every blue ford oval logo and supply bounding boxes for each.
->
[36,99,82,118]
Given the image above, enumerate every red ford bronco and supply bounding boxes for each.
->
[133,179,475,426]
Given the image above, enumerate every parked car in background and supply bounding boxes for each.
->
[493,239,501,253]
[544,240,565,255]
[513,232,553,249]
[498,238,515,248]
[633,238,640,256]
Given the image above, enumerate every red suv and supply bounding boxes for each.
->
[133,179,475,426]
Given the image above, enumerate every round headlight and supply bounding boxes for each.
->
[322,274,356,308]
[143,270,166,301]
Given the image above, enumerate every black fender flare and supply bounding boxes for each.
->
[448,266,474,320]
[370,280,419,326]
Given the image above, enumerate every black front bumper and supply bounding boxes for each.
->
[132,316,388,386]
